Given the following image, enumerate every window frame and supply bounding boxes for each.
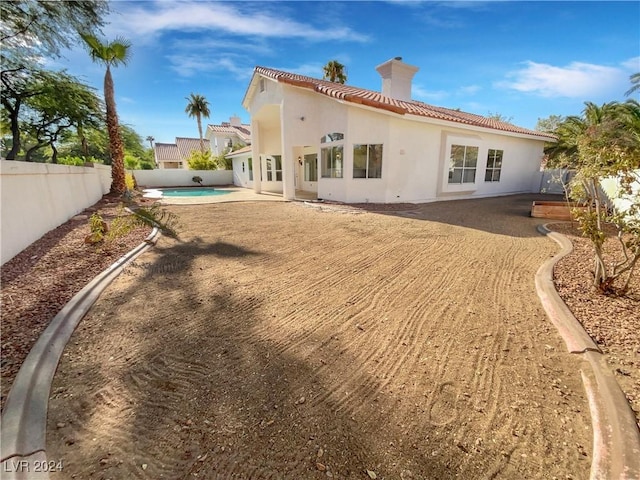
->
[274,155,282,182]
[448,144,478,185]
[321,145,343,178]
[484,149,503,182]
[353,144,383,179]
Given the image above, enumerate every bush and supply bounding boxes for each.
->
[139,160,155,170]
[125,172,136,191]
[58,155,103,166]
[187,150,217,170]
[124,154,140,170]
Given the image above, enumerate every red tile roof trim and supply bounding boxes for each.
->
[254,66,556,140]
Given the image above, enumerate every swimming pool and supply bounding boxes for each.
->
[160,188,231,197]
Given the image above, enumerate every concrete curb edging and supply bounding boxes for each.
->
[535,223,640,480]
[0,228,160,479]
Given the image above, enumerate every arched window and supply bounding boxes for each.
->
[320,132,344,143]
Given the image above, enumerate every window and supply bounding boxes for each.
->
[304,154,317,181]
[448,145,478,184]
[248,157,253,181]
[353,144,383,179]
[264,156,282,182]
[266,157,273,181]
[321,146,343,178]
[274,155,282,181]
[321,132,344,143]
[485,149,503,182]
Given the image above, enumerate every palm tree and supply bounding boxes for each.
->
[322,60,347,84]
[185,93,210,153]
[80,33,131,194]
[625,72,640,97]
[146,135,154,149]
[545,101,620,165]
[545,101,640,291]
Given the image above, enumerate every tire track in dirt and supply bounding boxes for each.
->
[306,241,462,412]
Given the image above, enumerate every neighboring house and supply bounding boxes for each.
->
[240,57,556,203]
[154,142,182,169]
[206,116,252,156]
[154,137,210,169]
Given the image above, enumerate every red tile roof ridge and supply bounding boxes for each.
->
[254,66,556,140]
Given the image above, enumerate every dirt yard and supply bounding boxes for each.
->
[45,195,593,479]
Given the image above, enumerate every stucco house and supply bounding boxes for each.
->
[235,57,555,203]
[154,137,210,170]
[205,116,252,156]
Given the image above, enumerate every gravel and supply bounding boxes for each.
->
[550,221,640,429]
[0,193,151,412]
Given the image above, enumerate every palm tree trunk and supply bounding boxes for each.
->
[197,113,204,153]
[104,65,126,194]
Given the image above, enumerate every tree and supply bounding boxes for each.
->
[1,65,45,159]
[626,73,640,97]
[1,1,108,59]
[487,112,513,123]
[146,135,154,149]
[57,123,149,166]
[322,60,347,84]
[1,1,107,159]
[546,101,640,294]
[80,33,132,195]
[184,93,210,154]
[535,114,565,133]
[187,150,217,170]
[21,71,102,163]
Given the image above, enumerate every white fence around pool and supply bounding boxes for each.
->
[130,169,233,188]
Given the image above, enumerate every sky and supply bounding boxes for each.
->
[52,0,639,145]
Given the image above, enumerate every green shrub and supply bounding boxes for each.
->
[58,155,103,166]
[187,150,217,170]
[125,172,136,191]
[86,212,108,244]
[139,160,155,170]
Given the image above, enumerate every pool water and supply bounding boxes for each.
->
[161,188,231,197]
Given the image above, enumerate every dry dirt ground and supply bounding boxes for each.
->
[40,194,597,480]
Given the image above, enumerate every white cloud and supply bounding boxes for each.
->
[500,59,635,98]
[167,54,253,79]
[621,56,640,71]
[107,2,368,43]
[457,85,481,95]
[412,84,448,101]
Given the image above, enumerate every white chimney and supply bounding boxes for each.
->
[229,114,241,126]
[375,57,419,101]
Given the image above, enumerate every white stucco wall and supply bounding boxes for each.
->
[1,160,111,265]
[246,75,547,204]
[601,170,640,220]
[231,156,253,188]
[131,169,233,187]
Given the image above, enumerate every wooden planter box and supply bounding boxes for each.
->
[530,201,587,221]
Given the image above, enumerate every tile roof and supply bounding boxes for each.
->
[207,123,252,142]
[225,145,252,158]
[253,66,556,140]
[175,137,210,160]
[154,143,181,162]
